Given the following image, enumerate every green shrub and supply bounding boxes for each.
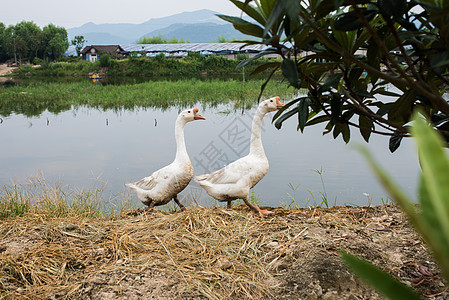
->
[341,112,449,299]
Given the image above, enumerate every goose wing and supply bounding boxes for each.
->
[131,165,172,191]
[196,157,253,185]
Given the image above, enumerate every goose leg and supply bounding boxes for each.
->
[145,200,155,211]
[243,196,273,217]
[173,195,187,212]
[227,201,232,209]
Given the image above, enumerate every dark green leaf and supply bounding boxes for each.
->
[389,135,403,152]
[233,22,266,38]
[263,1,284,37]
[229,0,266,26]
[367,40,380,72]
[379,0,406,21]
[340,251,422,300]
[330,94,341,124]
[319,73,343,93]
[373,88,402,97]
[306,115,331,126]
[333,122,350,143]
[236,48,278,69]
[342,122,350,143]
[217,14,266,38]
[348,68,364,86]
[272,97,302,122]
[399,20,418,31]
[359,115,374,142]
[376,103,392,117]
[388,90,416,123]
[257,66,278,101]
[332,0,344,9]
[217,14,252,26]
[250,61,281,75]
[430,51,449,74]
[355,90,374,99]
[334,10,377,31]
[298,98,311,132]
[280,0,300,27]
[274,106,299,129]
[281,58,300,88]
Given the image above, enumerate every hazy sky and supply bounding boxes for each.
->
[1,0,241,28]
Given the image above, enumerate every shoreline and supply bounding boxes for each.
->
[1,204,446,299]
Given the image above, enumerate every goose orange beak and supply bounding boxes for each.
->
[275,96,284,109]
[193,107,206,120]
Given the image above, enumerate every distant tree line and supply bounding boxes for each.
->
[0,21,69,64]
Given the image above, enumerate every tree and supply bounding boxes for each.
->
[71,35,87,56]
[220,0,449,152]
[0,22,8,62]
[40,24,68,60]
[137,34,189,44]
[13,21,42,62]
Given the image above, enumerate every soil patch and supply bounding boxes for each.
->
[0,205,447,299]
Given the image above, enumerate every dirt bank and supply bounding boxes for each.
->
[0,63,18,84]
[0,205,447,299]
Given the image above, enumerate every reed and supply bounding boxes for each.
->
[0,175,130,219]
[0,79,297,117]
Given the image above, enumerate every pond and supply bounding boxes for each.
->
[0,102,420,209]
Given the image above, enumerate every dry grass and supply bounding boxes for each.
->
[0,207,285,299]
[0,203,446,299]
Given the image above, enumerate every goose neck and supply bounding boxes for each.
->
[249,107,267,157]
[174,117,189,162]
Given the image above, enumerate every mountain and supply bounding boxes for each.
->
[67,9,244,45]
[140,23,248,43]
[77,32,134,45]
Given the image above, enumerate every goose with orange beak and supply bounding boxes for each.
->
[195,97,284,217]
[126,107,206,211]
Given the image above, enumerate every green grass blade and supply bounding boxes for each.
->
[411,114,449,279]
[357,145,419,223]
[340,251,422,300]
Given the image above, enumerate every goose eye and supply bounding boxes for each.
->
[188,110,191,113]
[270,100,273,102]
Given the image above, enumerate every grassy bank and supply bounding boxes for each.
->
[12,54,275,77]
[0,177,134,220]
[0,79,296,117]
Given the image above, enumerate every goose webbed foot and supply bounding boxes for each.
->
[243,197,273,217]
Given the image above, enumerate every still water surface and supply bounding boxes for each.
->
[0,104,420,208]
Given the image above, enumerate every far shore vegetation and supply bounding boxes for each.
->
[10,52,277,78]
[0,79,297,117]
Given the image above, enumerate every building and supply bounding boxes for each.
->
[118,43,283,59]
[80,45,125,62]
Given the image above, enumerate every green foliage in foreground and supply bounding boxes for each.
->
[0,79,296,117]
[341,113,449,299]
[225,0,449,152]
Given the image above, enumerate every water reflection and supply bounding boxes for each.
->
[0,104,420,208]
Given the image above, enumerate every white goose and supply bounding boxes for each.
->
[195,96,284,216]
[126,108,206,211]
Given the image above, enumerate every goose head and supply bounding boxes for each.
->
[259,96,284,113]
[179,107,206,122]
